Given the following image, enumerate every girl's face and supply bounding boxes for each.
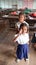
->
[22,26,27,33]
[19,15,25,23]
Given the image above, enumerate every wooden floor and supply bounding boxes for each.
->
[0,29,36,65]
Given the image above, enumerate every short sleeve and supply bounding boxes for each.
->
[26,23,29,28]
[24,21,29,28]
[15,23,18,28]
[14,34,20,43]
[15,22,21,29]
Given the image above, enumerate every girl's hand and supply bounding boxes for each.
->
[19,29,22,35]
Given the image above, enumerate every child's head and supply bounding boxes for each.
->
[19,12,25,23]
[20,23,29,33]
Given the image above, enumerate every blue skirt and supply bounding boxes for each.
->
[16,44,29,59]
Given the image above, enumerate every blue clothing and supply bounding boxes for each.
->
[16,44,29,59]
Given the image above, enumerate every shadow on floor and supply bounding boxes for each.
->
[1,49,16,59]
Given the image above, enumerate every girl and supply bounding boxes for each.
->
[13,23,29,62]
[15,12,29,33]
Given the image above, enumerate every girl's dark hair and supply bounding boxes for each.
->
[20,23,29,32]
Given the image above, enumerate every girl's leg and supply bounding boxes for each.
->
[16,45,23,60]
[23,44,29,60]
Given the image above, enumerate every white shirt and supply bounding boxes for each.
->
[15,21,29,29]
[15,33,29,45]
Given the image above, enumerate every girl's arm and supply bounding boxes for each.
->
[13,29,22,42]
[13,34,19,42]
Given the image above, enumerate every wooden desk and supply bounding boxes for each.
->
[2,15,19,28]
[2,15,36,30]
[2,15,19,19]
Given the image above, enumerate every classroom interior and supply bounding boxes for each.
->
[0,0,36,65]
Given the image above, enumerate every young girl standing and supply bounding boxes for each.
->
[15,12,29,33]
[13,23,29,62]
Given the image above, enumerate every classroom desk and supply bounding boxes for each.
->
[2,15,19,28]
[2,15,36,29]
[2,15,19,19]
